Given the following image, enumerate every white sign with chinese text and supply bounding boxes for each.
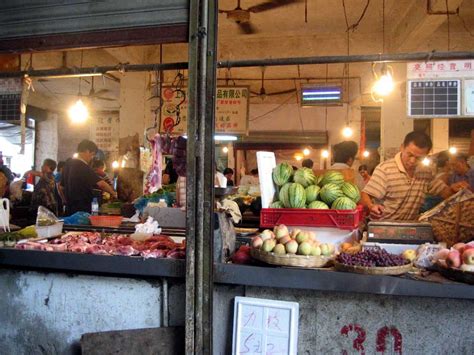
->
[464,79,474,115]
[407,60,474,79]
[160,86,249,135]
[90,112,120,153]
[232,296,299,355]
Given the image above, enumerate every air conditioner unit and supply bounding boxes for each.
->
[300,84,343,106]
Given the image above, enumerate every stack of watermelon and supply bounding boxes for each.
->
[270,163,360,210]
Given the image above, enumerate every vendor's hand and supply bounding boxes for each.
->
[451,181,469,193]
[369,204,384,219]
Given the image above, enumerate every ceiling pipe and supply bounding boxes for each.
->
[1,50,474,78]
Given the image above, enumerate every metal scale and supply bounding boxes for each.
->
[367,220,434,245]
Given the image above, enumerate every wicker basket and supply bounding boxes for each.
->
[334,261,413,275]
[423,192,474,247]
[250,248,333,268]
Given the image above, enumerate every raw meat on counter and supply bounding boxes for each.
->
[15,232,186,259]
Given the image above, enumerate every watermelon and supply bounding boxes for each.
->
[305,185,320,203]
[320,170,345,186]
[315,175,323,186]
[288,183,306,208]
[331,196,357,210]
[319,183,344,205]
[307,201,329,209]
[293,167,316,187]
[341,182,360,202]
[270,201,284,208]
[279,183,292,208]
[272,163,293,186]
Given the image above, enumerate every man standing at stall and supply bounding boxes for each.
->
[361,131,468,221]
[60,140,117,215]
[449,153,474,191]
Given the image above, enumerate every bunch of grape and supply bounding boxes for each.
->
[337,249,407,267]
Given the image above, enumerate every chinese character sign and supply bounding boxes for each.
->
[407,60,474,79]
[160,86,249,134]
[90,112,120,153]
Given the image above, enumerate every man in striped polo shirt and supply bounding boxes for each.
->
[361,131,468,221]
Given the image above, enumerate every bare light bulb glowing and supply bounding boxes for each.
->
[449,146,457,154]
[112,161,119,169]
[68,98,89,123]
[372,72,394,96]
[342,126,353,138]
[303,148,310,156]
[294,154,303,161]
[422,157,431,166]
[321,150,329,159]
[363,150,370,158]
[73,153,79,158]
[222,147,229,154]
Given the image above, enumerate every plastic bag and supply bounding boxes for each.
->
[36,206,60,226]
[63,212,91,225]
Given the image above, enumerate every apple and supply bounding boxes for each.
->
[251,236,263,249]
[460,264,474,272]
[310,245,322,256]
[462,249,474,265]
[307,231,316,242]
[290,229,301,239]
[434,248,450,261]
[297,242,312,256]
[262,239,276,253]
[295,231,309,244]
[452,243,466,254]
[274,224,289,239]
[273,243,286,255]
[402,249,417,262]
[285,240,298,254]
[320,243,331,256]
[260,230,275,241]
[446,250,461,268]
[278,235,292,245]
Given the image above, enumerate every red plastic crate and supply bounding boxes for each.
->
[260,205,364,230]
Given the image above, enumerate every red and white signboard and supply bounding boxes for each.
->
[160,86,249,135]
[407,60,474,79]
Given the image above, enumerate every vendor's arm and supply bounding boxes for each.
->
[360,165,387,219]
[23,170,42,179]
[429,177,468,200]
[97,180,117,198]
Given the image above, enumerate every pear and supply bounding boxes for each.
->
[260,229,275,241]
[310,245,322,256]
[297,242,312,256]
[295,231,309,244]
[274,224,289,239]
[285,240,298,254]
[273,243,286,255]
[262,239,276,253]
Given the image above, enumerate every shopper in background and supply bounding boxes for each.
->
[331,141,359,169]
[92,159,113,187]
[240,168,259,186]
[162,159,178,185]
[302,159,314,169]
[223,168,234,186]
[434,150,451,184]
[358,164,371,187]
[60,140,117,215]
[30,159,58,215]
[449,153,474,191]
[54,161,66,184]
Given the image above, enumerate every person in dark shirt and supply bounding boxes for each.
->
[60,140,117,215]
[302,159,314,169]
[223,168,234,186]
[92,159,114,187]
[30,159,58,215]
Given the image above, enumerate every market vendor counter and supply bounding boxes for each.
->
[212,263,474,354]
[0,248,186,354]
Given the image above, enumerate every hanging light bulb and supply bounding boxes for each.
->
[303,148,310,156]
[363,150,370,158]
[68,98,88,123]
[222,146,229,154]
[112,161,120,169]
[372,63,394,97]
[422,157,431,166]
[342,126,353,138]
[321,150,329,159]
[449,146,457,154]
[73,153,79,158]
[294,153,303,161]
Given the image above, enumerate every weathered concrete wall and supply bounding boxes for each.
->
[57,112,91,162]
[0,270,185,355]
[213,285,474,355]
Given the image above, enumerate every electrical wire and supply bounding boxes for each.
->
[342,0,371,32]
[249,92,295,122]
[446,0,451,51]
[294,79,304,132]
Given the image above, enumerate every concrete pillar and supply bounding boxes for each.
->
[431,119,449,153]
[380,63,413,160]
[119,72,150,145]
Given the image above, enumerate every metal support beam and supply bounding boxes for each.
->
[2,51,474,79]
[185,0,217,353]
